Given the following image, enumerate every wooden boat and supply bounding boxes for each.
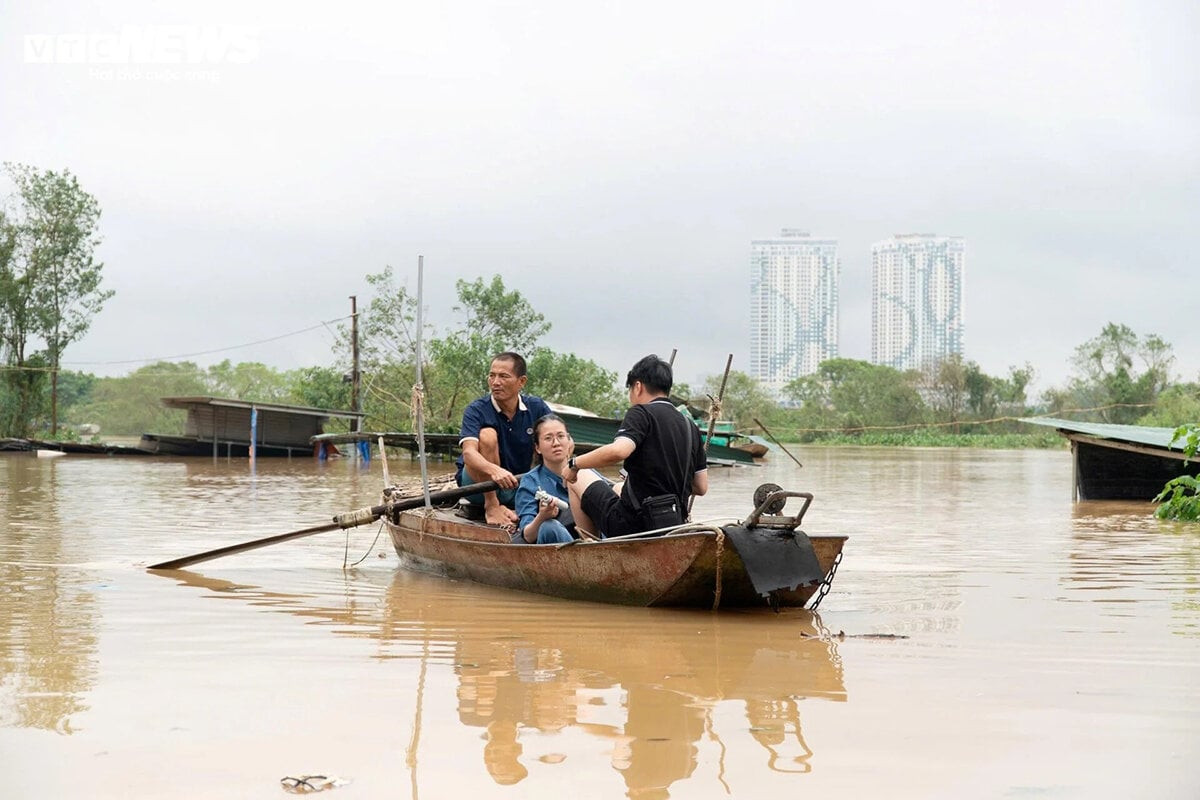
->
[382,485,846,609]
[733,436,770,458]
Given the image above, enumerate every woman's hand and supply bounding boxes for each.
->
[537,496,560,520]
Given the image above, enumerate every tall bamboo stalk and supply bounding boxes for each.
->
[415,256,432,510]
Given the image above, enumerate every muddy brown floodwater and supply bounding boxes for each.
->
[1,447,1198,799]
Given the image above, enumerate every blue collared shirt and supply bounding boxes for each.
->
[515,464,574,538]
[456,393,552,474]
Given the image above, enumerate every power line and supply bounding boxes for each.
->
[59,315,352,367]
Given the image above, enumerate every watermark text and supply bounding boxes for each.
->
[24,25,260,66]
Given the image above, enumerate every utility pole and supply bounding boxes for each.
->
[350,295,361,433]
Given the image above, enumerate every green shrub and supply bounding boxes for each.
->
[1155,425,1200,521]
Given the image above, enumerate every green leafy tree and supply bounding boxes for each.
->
[0,206,42,436]
[964,361,997,419]
[0,354,48,437]
[54,369,97,410]
[784,358,926,439]
[922,354,968,426]
[1154,425,1200,521]
[526,349,621,415]
[205,359,292,402]
[962,361,1033,430]
[49,368,99,436]
[1053,323,1174,423]
[336,266,425,430]
[427,275,549,424]
[995,363,1034,413]
[286,365,352,411]
[71,362,209,435]
[1138,383,1200,428]
[1,163,113,435]
[352,265,425,369]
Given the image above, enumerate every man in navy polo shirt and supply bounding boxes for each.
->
[456,351,552,527]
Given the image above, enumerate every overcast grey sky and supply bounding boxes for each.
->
[3,0,1196,397]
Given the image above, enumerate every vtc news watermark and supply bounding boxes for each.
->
[23,25,260,82]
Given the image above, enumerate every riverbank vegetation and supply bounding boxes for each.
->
[1154,425,1200,521]
[6,268,1197,455]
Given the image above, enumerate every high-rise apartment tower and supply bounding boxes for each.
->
[871,234,964,371]
[749,230,839,397]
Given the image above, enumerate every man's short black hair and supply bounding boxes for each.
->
[625,354,672,395]
[492,352,527,378]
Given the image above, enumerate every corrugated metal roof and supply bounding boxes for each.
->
[1020,417,1187,451]
[160,396,365,419]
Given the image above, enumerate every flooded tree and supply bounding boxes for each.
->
[0,163,113,436]
[1048,323,1175,424]
[783,359,926,439]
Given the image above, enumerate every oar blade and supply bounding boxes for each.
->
[148,522,339,570]
[146,476,514,571]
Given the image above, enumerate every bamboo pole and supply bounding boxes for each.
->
[689,354,732,518]
[415,255,432,510]
[753,417,803,468]
[704,354,733,453]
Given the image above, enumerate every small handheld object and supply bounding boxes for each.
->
[535,488,569,512]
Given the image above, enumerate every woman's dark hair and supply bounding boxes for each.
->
[625,354,672,394]
[531,413,568,464]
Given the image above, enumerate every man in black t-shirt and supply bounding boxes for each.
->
[563,354,708,538]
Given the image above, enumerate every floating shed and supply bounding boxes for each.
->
[1021,417,1197,500]
[140,397,365,458]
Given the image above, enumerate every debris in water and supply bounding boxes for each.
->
[280,774,349,793]
[800,631,910,640]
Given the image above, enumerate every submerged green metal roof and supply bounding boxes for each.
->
[556,411,756,465]
[1020,417,1187,451]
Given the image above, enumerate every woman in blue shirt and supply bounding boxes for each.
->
[514,414,603,544]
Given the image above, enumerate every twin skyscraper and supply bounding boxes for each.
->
[749,229,965,396]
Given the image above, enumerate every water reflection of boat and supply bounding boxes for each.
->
[448,606,846,793]
[383,487,847,610]
[165,568,846,796]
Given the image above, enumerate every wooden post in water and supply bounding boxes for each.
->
[350,295,361,433]
[249,405,257,466]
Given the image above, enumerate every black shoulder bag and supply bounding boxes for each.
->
[625,478,684,530]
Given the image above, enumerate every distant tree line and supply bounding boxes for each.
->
[698,322,1197,447]
[41,271,625,438]
[3,162,1191,516]
[10,248,1197,452]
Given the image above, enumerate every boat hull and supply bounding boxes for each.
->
[385,509,846,609]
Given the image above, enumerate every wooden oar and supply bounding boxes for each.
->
[147,478,511,570]
[753,417,803,468]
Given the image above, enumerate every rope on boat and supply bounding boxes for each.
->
[575,520,734,608]
[559,518,736,545]
[335,506,383,528]
[410,383,425,425]
[706,394,722,420]
[344,519,386,568]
